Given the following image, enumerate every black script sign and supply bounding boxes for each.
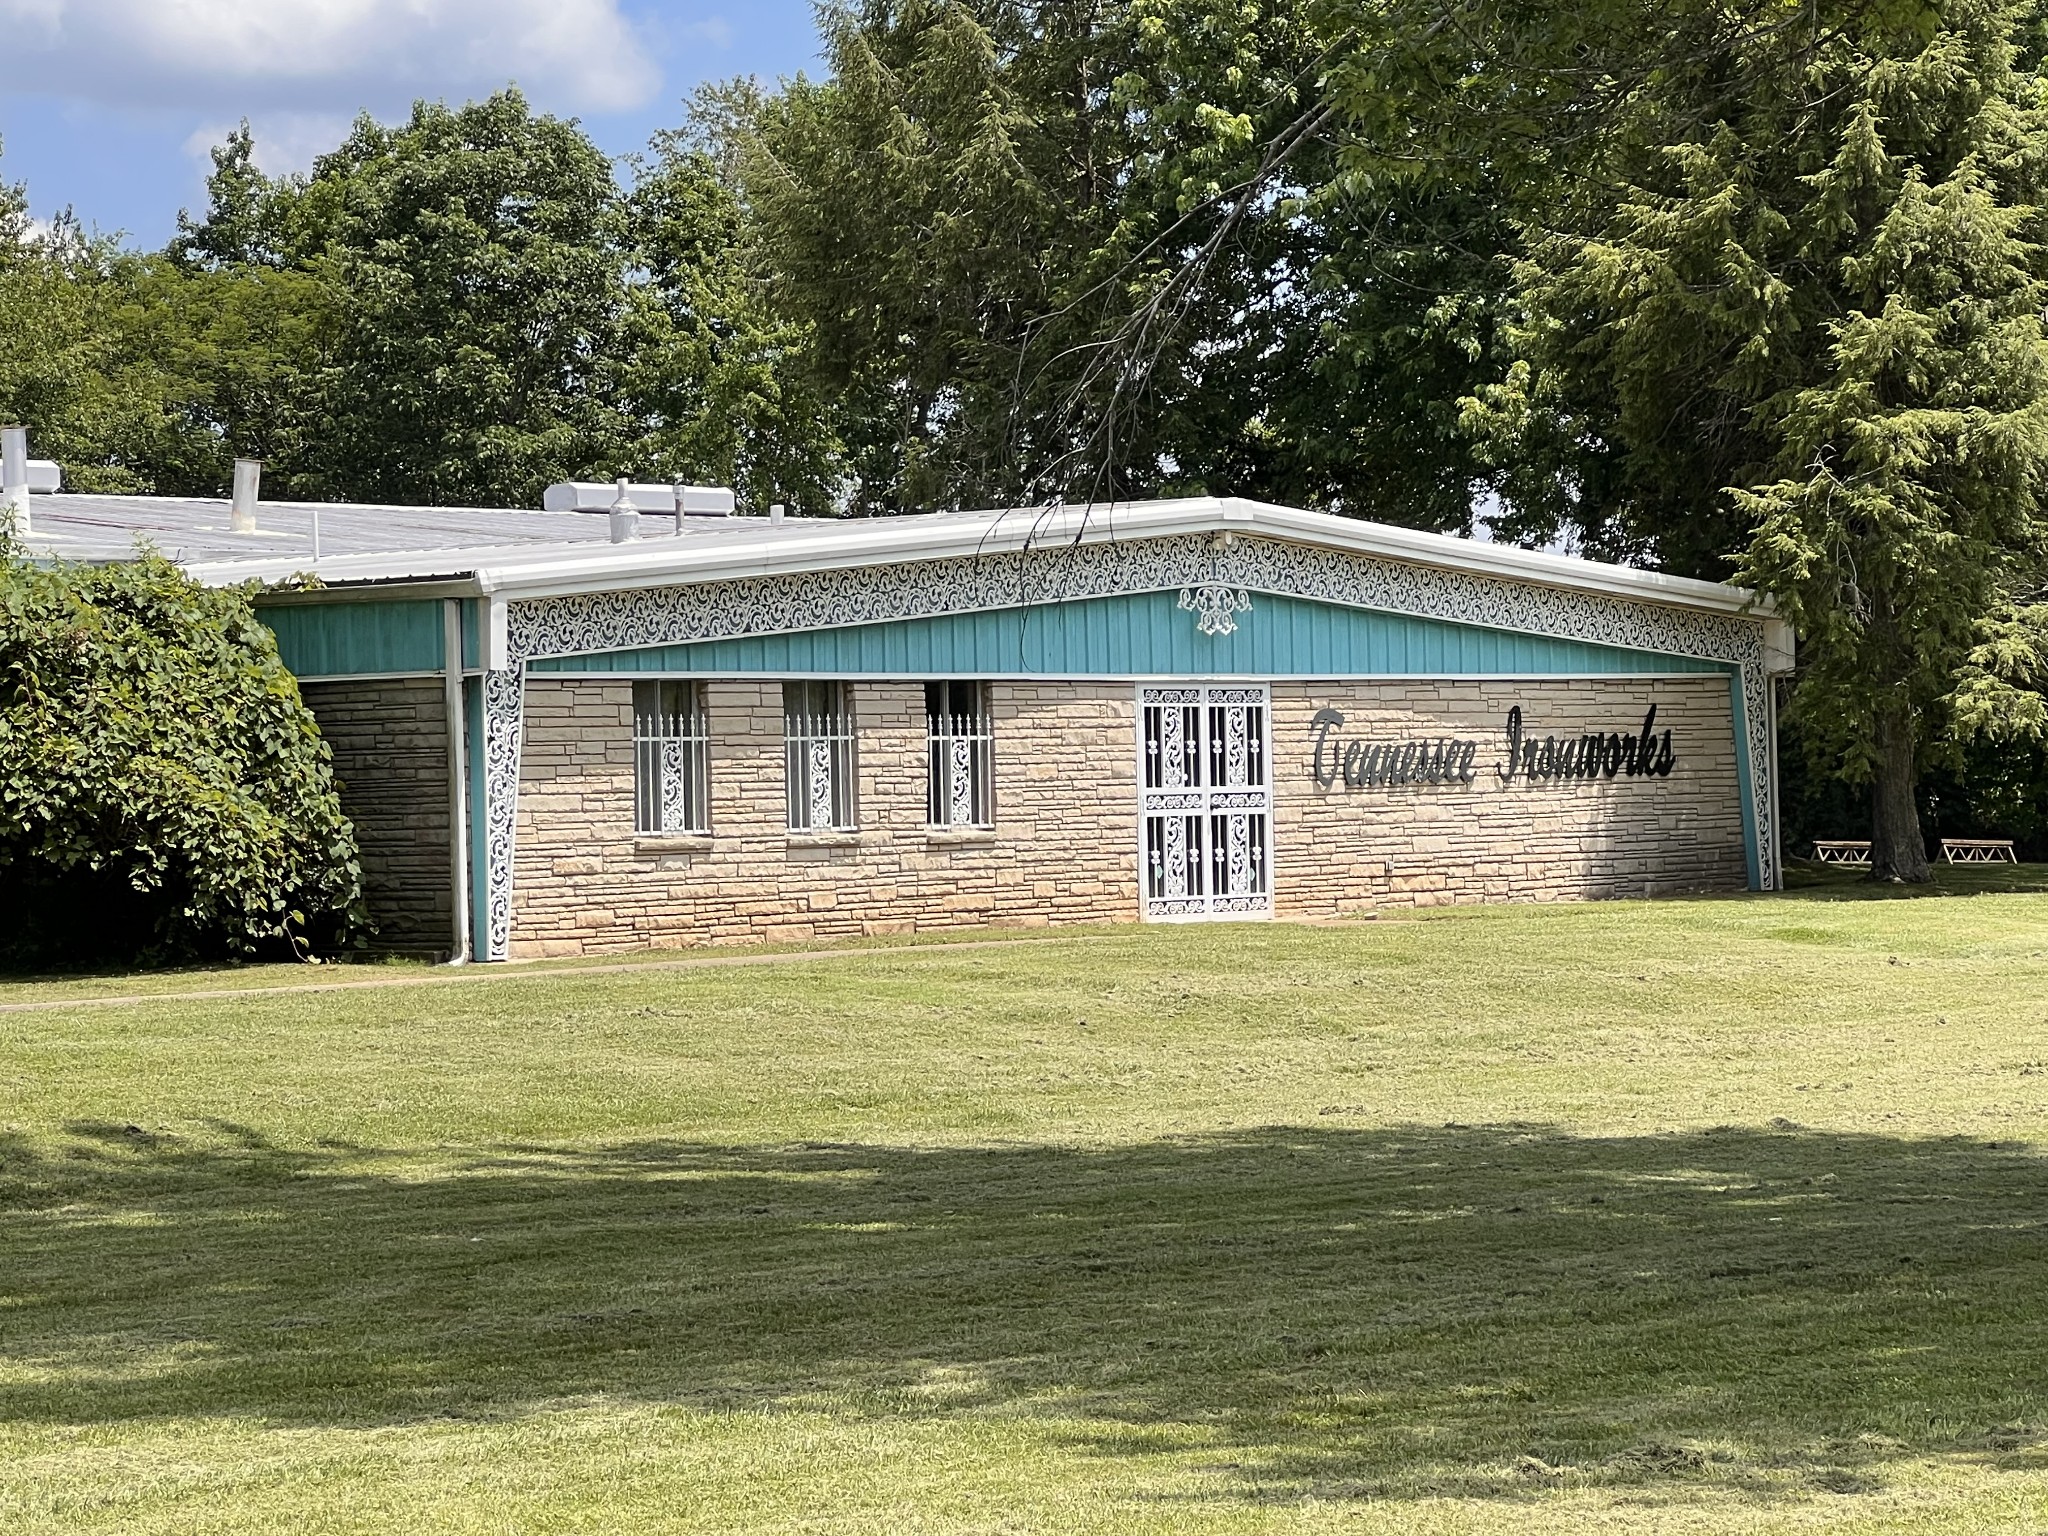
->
[1498,704,1674,783]
[1310,708,1480,789]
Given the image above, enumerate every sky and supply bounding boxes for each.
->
[0,0,826,249]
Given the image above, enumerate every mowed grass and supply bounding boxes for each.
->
[5,873,2048,1533]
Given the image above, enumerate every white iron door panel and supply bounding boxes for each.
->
[1138,683,1273,920]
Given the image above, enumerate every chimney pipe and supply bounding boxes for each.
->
[230,458,262,534]
[608,477,640,543]
[0,426,30,537]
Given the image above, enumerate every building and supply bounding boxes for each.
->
[18,479,1795,961]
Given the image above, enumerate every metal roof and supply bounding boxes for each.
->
[18,490,1777,623]
[20,492,625,566]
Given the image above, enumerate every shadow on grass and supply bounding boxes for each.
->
[1778,859,2048,899]
[4,1122,2046,1505]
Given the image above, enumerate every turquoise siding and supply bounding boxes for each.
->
[261,599,444,677]
[531,588,1733,678]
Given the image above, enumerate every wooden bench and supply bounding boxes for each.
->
[1812,840,1871,865]
[1942,838,2018,864]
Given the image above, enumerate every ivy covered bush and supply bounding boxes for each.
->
[0,551,362,966]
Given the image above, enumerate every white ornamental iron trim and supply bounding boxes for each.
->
[1178,582,1253,637]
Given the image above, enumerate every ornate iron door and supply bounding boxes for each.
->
[1137,684,1273,920]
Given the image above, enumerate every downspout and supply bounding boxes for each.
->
[443,597,472,963]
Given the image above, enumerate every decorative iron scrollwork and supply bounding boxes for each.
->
[1177,582,1253,637]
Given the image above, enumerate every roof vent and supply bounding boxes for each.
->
[0,425,29,536]
[609,478,640,543]
[230,458,261,534]
[543,481,735,517]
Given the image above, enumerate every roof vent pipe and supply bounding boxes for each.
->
[230,458,262,533]
[0,426,29,536]
[769,502,786,524]
[609,477,640,543]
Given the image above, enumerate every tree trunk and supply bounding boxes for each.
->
[1869,700,1931,883]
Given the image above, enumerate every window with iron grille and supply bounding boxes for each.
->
[926,681,993,828]
[784,681,856,831]
[632,680,710,834]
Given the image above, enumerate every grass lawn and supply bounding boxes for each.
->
[5,870,2048,1533]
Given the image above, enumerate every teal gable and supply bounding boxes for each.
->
[528,587,1733,679]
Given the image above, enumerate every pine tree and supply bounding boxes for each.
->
[1729,5,2048,880]
[1448,0,2048,879]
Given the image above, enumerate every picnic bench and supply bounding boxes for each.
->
[1941,838,2018,864]
[1812,840,1871,865]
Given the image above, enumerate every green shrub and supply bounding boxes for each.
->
[0,550,362,966]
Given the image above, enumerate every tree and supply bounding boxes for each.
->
[1116,0,1513,530]
[0,552,362,964]
[740,0,1514,525]
[742,0,1142,512]
[618,118,848,513]
[169,122,287,271]
[1386,0,2048,880]
[270,92,634,506]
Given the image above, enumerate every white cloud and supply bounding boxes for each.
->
[681,17,734,49]
[2,0,662,117]
[184,114,354,178]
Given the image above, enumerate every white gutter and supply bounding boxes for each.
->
[193,496,1778,620]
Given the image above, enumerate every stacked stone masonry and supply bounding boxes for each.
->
[299,677,455,953]
[510,679,1139,957]
[1271,676,1745,915]
[504,673,1748,957]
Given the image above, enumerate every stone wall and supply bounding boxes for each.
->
[503,672,1750,956]
[298,677,456,953]
[509,679,1139,957]
[1269,675,1747,913]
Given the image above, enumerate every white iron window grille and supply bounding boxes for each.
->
[1137,683,1272,920]
[785,680,857,831]
[926,681,994,828]
[632,680,710,834]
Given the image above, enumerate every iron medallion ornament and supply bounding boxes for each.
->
[1178,583,1254,636]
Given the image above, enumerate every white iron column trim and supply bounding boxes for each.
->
[479,665,527,961]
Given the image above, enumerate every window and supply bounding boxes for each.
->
[785,681,856,831]
[633,680,710,834]
[926,681,993,828]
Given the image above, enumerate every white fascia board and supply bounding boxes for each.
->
[188,496,1778,623]
[477,497,1776,619]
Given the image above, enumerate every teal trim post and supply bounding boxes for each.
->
[1730,672,1761,890]
[464,675,490,960]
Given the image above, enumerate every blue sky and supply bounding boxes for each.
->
[0,0,825,249]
